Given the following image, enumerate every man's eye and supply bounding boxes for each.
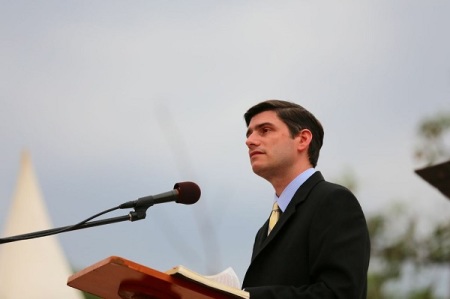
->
[261,127,271,134]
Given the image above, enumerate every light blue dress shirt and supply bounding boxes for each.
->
[275,168,316,212]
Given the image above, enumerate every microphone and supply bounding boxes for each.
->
[119,182,201,209]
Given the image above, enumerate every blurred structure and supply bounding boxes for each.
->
[415,160,450,200]
[0,151,83,299]
[415,159,450,298]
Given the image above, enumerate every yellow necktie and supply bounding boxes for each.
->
[268,202,281,235]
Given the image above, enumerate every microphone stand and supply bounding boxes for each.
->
[0,205,148,245]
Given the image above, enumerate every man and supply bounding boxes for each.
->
[242,100,370,298]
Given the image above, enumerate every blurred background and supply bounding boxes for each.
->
[1,1,449,298]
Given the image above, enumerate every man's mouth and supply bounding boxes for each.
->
[249,150,263,158]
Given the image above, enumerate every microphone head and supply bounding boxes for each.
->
[174,181,201,205]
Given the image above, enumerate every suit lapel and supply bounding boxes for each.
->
[250,172,325,262]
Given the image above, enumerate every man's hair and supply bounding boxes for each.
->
[244,99,324,167]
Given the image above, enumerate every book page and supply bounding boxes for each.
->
[203,267,241,289]
[166,265,249,299]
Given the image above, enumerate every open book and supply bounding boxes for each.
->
[166,265,250,299]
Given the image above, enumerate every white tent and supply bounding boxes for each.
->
[0,151,83,299]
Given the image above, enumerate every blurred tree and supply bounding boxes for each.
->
[366,205,450,299]
[82,292,98,299]
[414,112,450,166]
[367,110,450,299]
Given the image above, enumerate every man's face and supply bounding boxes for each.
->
[245,110,299,180]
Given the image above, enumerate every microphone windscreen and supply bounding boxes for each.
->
[174,182,201,205]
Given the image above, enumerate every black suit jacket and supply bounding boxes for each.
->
[242,172,370,299]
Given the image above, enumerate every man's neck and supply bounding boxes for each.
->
[270,164,313,196]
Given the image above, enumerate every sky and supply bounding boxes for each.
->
[1,0,450,293]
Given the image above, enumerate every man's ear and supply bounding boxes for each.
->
[296,129,312,151]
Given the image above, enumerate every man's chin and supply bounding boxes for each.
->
[251,165,269,178]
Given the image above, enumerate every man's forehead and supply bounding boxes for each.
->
[247,111,280,127]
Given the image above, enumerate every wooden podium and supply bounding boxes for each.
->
[68,256,244,299]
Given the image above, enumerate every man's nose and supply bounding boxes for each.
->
[246,133,258,148]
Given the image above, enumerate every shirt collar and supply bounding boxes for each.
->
[274,168,316,212]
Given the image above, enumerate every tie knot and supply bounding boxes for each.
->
[268,202,281,235]
[272,202,280,212]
